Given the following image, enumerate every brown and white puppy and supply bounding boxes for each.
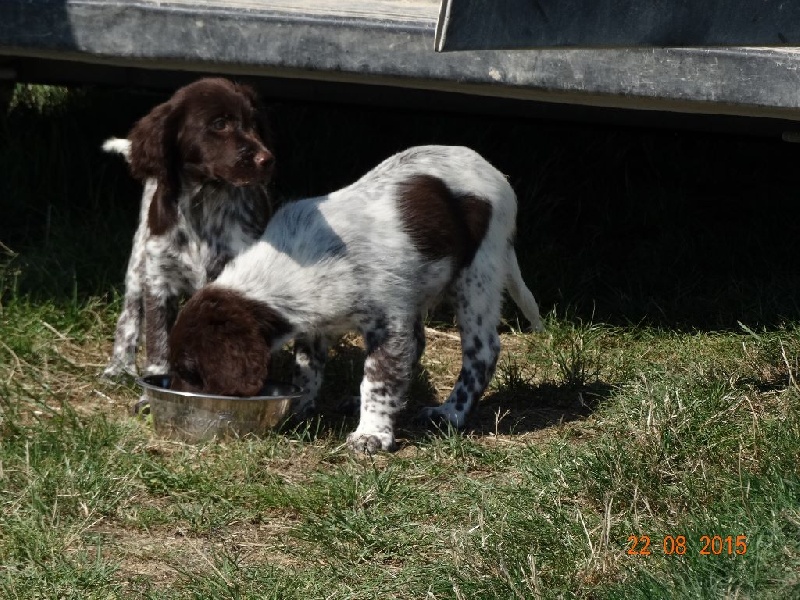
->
[102,77,276,379]
[168,145,544,452]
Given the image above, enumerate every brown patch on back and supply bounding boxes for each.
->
[397,175,492,269]
[168,287,292,396]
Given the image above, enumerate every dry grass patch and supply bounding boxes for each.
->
[85,520,303,588]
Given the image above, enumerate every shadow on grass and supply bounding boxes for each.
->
[450,379,613,438]
[271,338,612,444]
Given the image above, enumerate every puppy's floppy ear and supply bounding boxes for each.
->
[168,288,288,396]
[128,100,181,180]
[147,183,181,236]
[129,99,183,235]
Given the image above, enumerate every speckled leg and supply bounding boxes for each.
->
[142,284,179,376]
[339,313,425,419]
[102,285,143,378]
[347,317,415,453]
[418,269,503,429]
[291,334,328,418]
[103,218,147,379]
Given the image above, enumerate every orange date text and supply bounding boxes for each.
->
[626,535,747,556]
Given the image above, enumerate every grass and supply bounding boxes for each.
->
[0,84,799,599]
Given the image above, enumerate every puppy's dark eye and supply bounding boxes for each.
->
[210,118,227,131]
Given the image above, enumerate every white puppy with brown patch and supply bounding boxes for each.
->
[167,146,543,452]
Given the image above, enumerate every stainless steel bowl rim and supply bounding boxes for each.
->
[137,375,303,402]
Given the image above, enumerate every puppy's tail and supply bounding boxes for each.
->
[102,137,132,162]
[506,248,544,332]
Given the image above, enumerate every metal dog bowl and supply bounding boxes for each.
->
[137,375,303,443]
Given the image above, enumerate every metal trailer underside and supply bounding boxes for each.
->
[1,0,800,136]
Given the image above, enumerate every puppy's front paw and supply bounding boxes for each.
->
[101,361,136,381]
[346,431,396,454]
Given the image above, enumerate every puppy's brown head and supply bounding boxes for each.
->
[168,287,291,397]
[128,78,275,234]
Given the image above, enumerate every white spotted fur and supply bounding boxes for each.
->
[207,146,543,451]
[102,140,272,378]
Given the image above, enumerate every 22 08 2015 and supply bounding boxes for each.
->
[626,535,747,556]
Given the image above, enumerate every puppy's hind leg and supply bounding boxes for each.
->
[418,271,503,430]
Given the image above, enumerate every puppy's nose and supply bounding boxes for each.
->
[254,150,274,169]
